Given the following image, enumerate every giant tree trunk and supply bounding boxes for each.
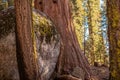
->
[107,0,120,79]
[15,0,38,80]
[34,0,93,79]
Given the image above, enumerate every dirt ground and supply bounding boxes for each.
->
[91,66,109,80]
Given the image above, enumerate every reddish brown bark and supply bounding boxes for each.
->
[34,0,92,79]
[15,0,38,80]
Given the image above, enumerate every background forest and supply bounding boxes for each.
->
[0,0,120,80]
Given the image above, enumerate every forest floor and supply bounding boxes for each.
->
[91,66,109,80]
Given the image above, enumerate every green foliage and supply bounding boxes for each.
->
[33,11,57,43]
[71,0,108,65]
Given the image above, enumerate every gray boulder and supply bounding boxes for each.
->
[0,7,60,80]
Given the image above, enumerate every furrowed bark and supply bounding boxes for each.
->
[15,0,38,80]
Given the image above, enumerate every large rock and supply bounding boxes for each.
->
[0,7,60,80]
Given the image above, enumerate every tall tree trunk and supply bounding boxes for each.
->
[34,0,93,79]
[87,0,102,65]
[87,0,95,65]
[15,0,38,80]
[107,0,120,79]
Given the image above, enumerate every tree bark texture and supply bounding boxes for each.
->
[15,0,38,80]
[34,0,92,79]
[107,0,120,79]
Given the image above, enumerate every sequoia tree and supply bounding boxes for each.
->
[34,0,95,79]
[15,0,38,80]
[107,0,120,79]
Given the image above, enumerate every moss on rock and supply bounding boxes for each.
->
[32,9,57,43]
[0,7,58,43]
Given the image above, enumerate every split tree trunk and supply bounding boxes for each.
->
[34,0,93,79]
[15,0,38,80]
[107,0,120,79]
